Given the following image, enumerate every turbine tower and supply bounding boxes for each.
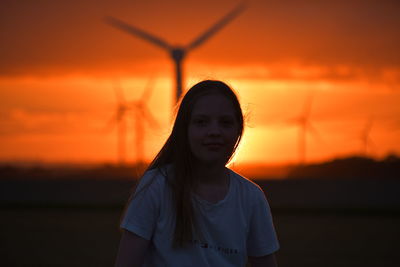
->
[105,2,246,103]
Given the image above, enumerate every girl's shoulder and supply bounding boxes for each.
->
[231,171,267,207]
[229,169,266,200]
[142,167,168,181]
[135,167,170,194]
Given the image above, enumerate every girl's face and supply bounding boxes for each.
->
[187,93,240,165]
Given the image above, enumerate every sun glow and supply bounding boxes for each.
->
[1,62,400,166]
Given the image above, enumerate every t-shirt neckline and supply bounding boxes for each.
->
[192,170,233,206]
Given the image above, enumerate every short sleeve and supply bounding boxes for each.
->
[247,189,280,257]
[120,170,163,240]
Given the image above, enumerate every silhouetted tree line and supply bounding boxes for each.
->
[0,163,144,180]
[1,155,399,180]
[287,154,400,179]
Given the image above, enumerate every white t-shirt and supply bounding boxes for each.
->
[121,167,279,267]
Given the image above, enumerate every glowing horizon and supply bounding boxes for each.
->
[1,0,399,166]
[1,64,399,166]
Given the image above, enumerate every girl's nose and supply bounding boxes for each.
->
[207,121,221,136]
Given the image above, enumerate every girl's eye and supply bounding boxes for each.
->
[194,118,207,126]
[221,119,234,127]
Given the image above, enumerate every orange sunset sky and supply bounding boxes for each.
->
[1,0,399,166]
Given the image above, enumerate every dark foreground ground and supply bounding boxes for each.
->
[1,208,398,267]
[1,178,399,266]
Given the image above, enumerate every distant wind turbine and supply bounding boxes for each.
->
[360,117,375,156]
[107,83,131,166]
[288,94,320,164]
[106,80,159,166]
[129,78,159,165]
[105,2,246,104]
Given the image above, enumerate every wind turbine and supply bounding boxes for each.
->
[107,83,131,166]
[129,78,159,166]
[106,79,159,166]
[105,2,246,104]
[288,94,320,164]
[360,117,375,156]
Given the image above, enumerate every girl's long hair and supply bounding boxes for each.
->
[140,80,244,247]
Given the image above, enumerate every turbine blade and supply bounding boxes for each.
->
[141,107,159,129]
[307,121,322,142]
[186,1,247,50]
[286,116,301,126]
[104,112,119,132]
[140,75,156,101]
[105,16,172,50]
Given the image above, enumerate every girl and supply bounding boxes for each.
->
[115,80,279,267]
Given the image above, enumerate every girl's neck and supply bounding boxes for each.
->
[192,162,228,185]
[192,162,230,204]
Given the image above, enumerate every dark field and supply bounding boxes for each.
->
[1,208,398,267]
[1,178,399,266]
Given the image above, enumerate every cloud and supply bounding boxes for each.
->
[0,108,104,136]
[0,0,399,78]
[190,61,400,86]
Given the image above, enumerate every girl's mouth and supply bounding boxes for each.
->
[204,143,223,150]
